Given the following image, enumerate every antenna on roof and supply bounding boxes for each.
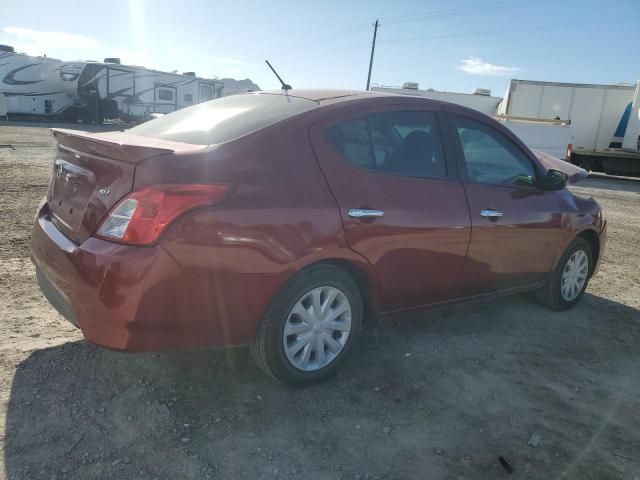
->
[265,60,292,91]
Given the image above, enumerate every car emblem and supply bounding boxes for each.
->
[55,163,64,177]
[98,188,111,197]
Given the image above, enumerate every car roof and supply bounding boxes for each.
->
[254,89,390,103]
[250,89,470,112]
[243,89,501,134]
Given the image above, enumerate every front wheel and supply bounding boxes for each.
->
[536,237,593,310]
[249,264,363,386]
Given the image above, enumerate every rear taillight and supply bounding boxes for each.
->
[566,143,572,161]
[95,184,231,246]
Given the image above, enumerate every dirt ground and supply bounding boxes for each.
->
[0,122,639,480]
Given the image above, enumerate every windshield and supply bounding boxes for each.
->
[129,93,317,145]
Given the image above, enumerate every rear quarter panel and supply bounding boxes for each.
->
[134,115,380,341]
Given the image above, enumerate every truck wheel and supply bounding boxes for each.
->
[250,264,363,386]
[536,237,592,310]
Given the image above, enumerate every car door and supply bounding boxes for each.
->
[445,111,562,295]
[310,105,471,311]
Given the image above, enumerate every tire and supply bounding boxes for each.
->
[249,264,363,386]
[536,237,593,311]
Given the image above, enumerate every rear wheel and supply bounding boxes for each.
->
[250,264,363,386]
[536,237,593,310]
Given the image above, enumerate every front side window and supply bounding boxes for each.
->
[452,115,537,187]
[327,110,447,179]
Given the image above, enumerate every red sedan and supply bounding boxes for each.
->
[30,90,606,385]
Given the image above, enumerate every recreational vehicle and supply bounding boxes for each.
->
[0,45,225,123]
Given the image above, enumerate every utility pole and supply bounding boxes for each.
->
[366,19,379,91]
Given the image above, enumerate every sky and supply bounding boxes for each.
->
[1,0,638,96]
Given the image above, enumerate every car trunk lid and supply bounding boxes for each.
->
[48,129,206,244]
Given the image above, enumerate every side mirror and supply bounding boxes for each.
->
[543,169,569,191]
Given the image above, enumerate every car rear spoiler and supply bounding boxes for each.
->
[532,149,589,183]
[52,128,206,163]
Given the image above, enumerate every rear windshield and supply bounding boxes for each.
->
[129,93,318,145]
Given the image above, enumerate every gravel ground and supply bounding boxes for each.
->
[0,123,639,480]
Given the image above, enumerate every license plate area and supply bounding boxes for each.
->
[50,158,96,231]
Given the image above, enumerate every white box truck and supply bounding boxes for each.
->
[498,79,640,176]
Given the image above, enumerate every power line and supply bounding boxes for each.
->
[380,0,515,21]
[381,0,559,25]
[280,1,529,59]
[380,17,640,43]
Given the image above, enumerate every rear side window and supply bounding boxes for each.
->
[326,119,373,169]
[451,115,537,187]
[328,111,447,179]
[130,93,318,145]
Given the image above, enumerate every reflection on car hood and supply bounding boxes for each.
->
[532,149,589,183]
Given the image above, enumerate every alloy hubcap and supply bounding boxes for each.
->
[283,286,352,371]
[561,249,589,301]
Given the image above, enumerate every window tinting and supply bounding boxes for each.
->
[129,93,318,145]
[158,89,174,101]
[371,111,446,178]
[327,119,373,169]
[328,111,447,178]
[452,115,537,187]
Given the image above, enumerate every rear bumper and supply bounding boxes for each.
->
[30,202,279,351]
[35,265,79,327]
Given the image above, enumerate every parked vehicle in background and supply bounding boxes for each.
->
[498,79,640,176]
[0,44,260,124]
[30,90,606,386]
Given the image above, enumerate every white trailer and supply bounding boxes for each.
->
[0,49,80,118]
[0,46,226,123]
[498,79,640,176]
[498,118,572,160]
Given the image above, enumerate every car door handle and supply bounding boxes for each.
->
[480,209,504,218]
[348,209,385,219]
